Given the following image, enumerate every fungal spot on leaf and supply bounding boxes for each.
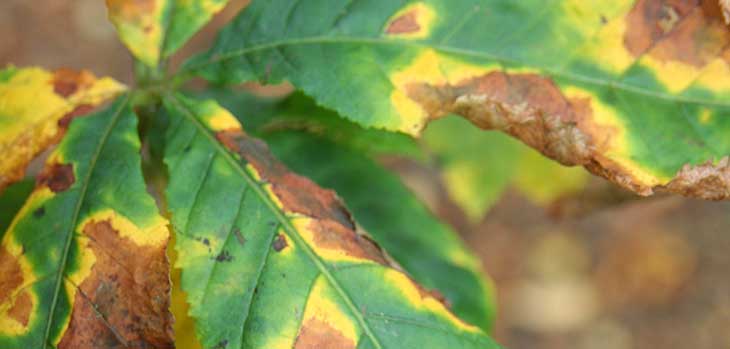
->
[33,206,45,218]
[272,234,288,252]
[214,250,233,262]
[36,163,75,192]
[233,227,246,246]
[294,318,356,349]
[57,219,173,349]
[212,339,229,349]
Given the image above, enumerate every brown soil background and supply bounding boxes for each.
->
[3,1,729,348]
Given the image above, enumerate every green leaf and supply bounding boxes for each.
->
[204,89,425,160]
[424,116,589,221]
[0,96,173,348]
[423,117,522,221]
[106,0,230,66]
[263,129,497,332]
[185,0,730,200]
[0,180,33,237]
[163,94,499,349]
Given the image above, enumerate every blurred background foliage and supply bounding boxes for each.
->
[3,1,730,348]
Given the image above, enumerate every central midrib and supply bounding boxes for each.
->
[182,36,730,108]
[42,95,130,348]
[167,94,385,349]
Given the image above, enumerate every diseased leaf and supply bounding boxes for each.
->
[0,96,173,348]
[263,130,497,332]
[185,0,730,200]
[215,89,584,220]
[106,0,230,66]
[209,89,497,329]
[163,94,499,349]
[0,66,125,192]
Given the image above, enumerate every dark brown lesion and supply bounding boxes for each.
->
[36,163,75,193]
[386,11,420,35]
[57,219,173,349]
[272,233,289,252]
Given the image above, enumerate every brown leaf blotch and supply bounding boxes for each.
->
[216,130,390,263]
[307,220,388,265]
[407,72,594,166]
[0,246,24,302]
[624,0,699,56]
[36,163,75,193]
[7,292,32,327]
[57,219,173,349]
[0,245,33,326]
[217,130,356,230]
[386,11,420,34]
[623,0,729,67]
[294,318,356,349]
[52,68,94,98]
[650,6,728,67]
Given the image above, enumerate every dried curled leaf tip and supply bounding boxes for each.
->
[665,157,730,200]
